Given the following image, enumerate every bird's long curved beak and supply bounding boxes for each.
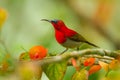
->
[41,19,51,22]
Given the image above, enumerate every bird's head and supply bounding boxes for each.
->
[41,19,66,30]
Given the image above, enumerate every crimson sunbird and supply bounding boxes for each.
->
[41,19,99,54]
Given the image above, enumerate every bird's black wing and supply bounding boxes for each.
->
[68,33,99,48]
[68,33,87,42]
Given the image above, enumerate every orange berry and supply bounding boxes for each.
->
[84,58,95,66]
[89,65,101,75]
[29,46,47,60]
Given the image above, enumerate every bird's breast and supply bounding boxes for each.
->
[55,30,67,44]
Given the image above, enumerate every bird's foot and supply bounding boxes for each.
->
[57,48,68,55]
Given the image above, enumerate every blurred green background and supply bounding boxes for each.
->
[0,0,120,80]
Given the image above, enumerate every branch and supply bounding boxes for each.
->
[35,49,120,66]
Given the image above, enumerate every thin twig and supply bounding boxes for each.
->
[0,39,9,54]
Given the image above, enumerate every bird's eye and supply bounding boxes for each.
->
[51,20,58,23]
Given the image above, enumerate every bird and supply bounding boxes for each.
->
[41,19,99,54]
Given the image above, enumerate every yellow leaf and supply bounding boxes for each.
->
[99,61,109,71]
[1,60,9,71]
[0,8,7,27]
[101,77,111,80]
[109,60,120,70]
[17,62,42,80]
[72,69,88,80]
[1,54,11,71]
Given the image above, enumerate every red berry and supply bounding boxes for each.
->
[84,58,95,66]
[29,46,47,60]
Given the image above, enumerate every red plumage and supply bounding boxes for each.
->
[52,20,77,43]
[55,30,66,44]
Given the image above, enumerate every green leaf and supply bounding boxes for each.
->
[72,69,88,80]
[19,52,30,61]
[42,61,67,80]
[107,70,120,80]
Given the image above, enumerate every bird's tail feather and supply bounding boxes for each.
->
[85,41,100,48]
